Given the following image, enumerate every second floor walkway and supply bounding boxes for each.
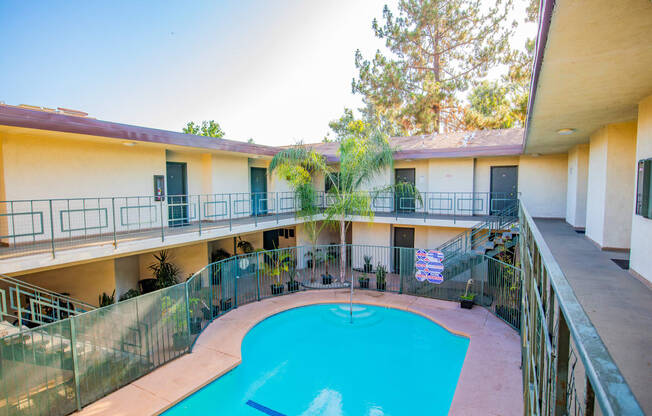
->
[534,218,652,414]
[0,191,515,274]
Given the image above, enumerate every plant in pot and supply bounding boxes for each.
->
[375,264,387,291]
[264,249,292,295]
[358,273,370,289]
[98,290,115,307]
[149,250,180,289]
[321,249,336,285]
[286,264,300,292]
[460,279,476,309]
[363,255,373,273]
[161,295,191,350]
[119,289,140,302]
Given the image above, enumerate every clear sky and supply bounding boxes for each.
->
[0,1,535,146]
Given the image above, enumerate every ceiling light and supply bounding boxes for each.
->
[557,128,576,135]
[122,142,136,147]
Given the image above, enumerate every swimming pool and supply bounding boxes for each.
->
[163,304,469,415]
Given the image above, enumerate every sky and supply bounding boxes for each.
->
[0,1,536,146]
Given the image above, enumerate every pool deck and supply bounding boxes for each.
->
[74,290,523,416]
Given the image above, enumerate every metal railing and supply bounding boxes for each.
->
[1,242,519,416]
[519,203,644,415]
[0,277,95,331]
[0,191,516,260]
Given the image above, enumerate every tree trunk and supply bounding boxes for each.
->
[339,218,346,283]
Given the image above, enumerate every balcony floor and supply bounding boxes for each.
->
[534,219,652,414]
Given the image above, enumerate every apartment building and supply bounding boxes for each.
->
[0,105,569,307]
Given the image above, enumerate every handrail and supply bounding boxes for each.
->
[0,191,517,261]
[519,202,643,415]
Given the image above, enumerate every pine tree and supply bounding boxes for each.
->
[352,0,513,135]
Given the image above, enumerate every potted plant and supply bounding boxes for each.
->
[358,273,370,289]
[119,289,140,302]
[219,297,232,311]
[287,265,300,292]
[460,279,475,309]
[264,249,292,295]
[321,250,335,285]
[363,255,373,273]
[98,290,115,307]
[149,250,180,289]
[161,295,189,350]
[376,264,387,291]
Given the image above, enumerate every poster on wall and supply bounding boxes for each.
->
[415,249,445,284]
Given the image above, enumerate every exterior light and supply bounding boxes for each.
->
[122,142,136,147]
[557,128,576,135]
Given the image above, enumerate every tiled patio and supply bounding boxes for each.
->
[75,290,523,416]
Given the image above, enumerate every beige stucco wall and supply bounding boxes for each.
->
[518,154,568,218]
[0,131,165,200]
[630,95,652,283]
[586,121,637,248]
[566,144,589,228]
[137,242,209,282]
[427,158,474,193]
[113,255,140,300]
[17,259,116,306]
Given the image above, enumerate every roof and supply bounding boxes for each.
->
[305,128,524,161]
[0,104,279,157]
[523,0,652,154]
[0,104,524,160]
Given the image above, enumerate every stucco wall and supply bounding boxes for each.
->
[566,144,589,228]
[137,242,209,282]
[17,259,116,306]
[427,158,474,193]
[114,255,140,300]
[518,154,568,218]
[586,122,637,248]
[0,131,165,200]
[630,95,652,283]
[474,156,520,193]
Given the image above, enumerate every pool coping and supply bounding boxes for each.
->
[74,289,523,416]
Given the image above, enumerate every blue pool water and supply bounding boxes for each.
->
[163,304,469,416]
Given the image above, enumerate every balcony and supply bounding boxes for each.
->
[0,191,516,273]
[519,203,646,415]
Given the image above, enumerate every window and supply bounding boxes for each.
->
[636,159,652,219]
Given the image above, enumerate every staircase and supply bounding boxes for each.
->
[0,276,95,338]
[436,202,519,282]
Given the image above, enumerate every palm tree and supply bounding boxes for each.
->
[271,124,400,283]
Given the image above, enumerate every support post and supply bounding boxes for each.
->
[184,281,192,351]
[160,199,165,242]
[256,253,261,301]
[70,318,82,411]
[228,194,232,231]
[111,197,117,248]
[198,195,202,236]
[48,200,56,258]
[555,310,570,415]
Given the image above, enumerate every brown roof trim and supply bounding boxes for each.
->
[394,144,523,160]
[0,105,280,156]
[523,0,556,152]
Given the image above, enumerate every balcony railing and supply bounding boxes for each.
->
[0,191,516,260]
[519,203,643,415]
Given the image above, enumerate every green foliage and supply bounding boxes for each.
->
[464,80,517,129]
[236,237,254,254]
[211,248,231,263]
[375,264,387,284]
[119,289,141,302]
[98,290,115,307]
[182,120,225,138]
[149,250,180,289]
[262,250,293,284]
[352,0,514,135]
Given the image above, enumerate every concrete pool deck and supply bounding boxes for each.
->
[75,290,523,416]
